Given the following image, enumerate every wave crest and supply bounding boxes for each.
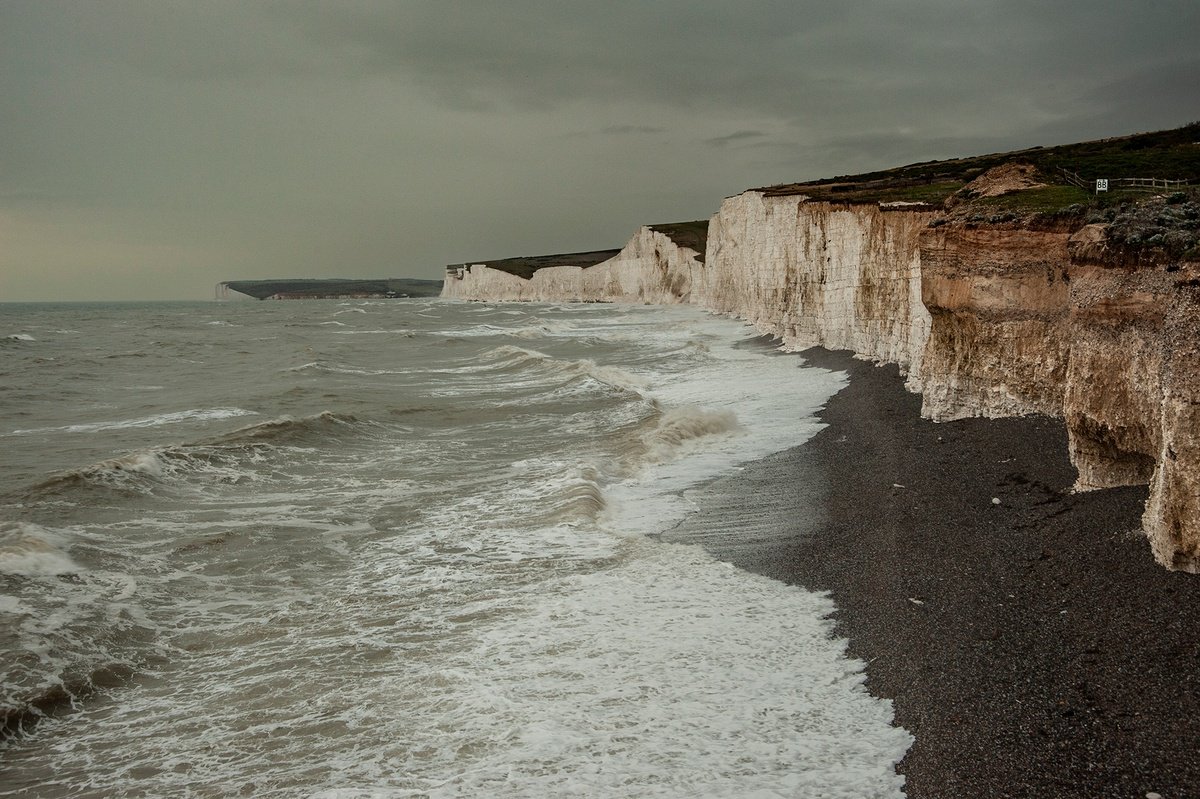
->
[208,411,360,445]
[0,524,78,577]
[614,406,741,468]
[476,346,648,394]
[17,412,359,500]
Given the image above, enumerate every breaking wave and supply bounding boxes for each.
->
[0,526,79,578]
[282,361,407,375]
[431,320,572,340]
[15,412,361,500]
[20,448,253,498]
[473,345,649,394]
[0,522,155,742]
[605,404,742,473]
[207,411,362,445]
[644,406,739,453]
[9,407,255,436]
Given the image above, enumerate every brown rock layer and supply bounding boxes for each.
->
[917,224,1071,420]
[1144,278,1200,571]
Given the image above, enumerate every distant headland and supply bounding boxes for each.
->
[217,278,443,300]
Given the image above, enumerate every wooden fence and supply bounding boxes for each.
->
[1059,168,1191,193]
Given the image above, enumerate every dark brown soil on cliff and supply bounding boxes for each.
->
[447,249,621,280]
[669,347,1200,799]
[648,220,709,261]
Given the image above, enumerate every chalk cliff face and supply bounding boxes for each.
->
[1064,226,1200,571]
[700,193,934,379]
[440,264,528,302]
[917,224,1072,421]
[1146,281,1200,571]
[444,193,1198,571]
[1063,227,1169,491]
[441,227,700,304]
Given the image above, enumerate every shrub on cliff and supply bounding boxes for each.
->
[1106,194,1200,260]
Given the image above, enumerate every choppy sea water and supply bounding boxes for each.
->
[0,299,910,797]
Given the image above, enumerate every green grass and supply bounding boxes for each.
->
[795,180,967,205]
[449,250,621,280]
[975,185,1092,213]
[759,122,1200,206]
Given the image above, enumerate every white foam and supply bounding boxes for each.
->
[282,361,408,376]
[0,525,80,577]
[0,303,905,798]
[10,407,256,435]
[380,544,911,798]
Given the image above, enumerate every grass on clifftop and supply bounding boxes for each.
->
[648,221,709,261]
[448,250,621,280]
[974,185,1093,213]
[761,122,1200,208]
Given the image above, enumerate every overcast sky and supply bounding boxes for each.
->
[3,1,1198,301]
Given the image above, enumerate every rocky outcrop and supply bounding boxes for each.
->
[444,189,1199,571]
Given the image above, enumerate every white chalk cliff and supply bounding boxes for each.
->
[443,226,699,304]
[442,190,1200,572]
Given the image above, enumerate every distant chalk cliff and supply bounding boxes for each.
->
[442,127,1200,571]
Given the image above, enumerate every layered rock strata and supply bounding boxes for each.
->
[917,224,1072,420]
[1065,226,1200,570]
[442,192,1198,571]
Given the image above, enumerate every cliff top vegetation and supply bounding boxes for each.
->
[448,250,621,280]
[648,221,709,262]
[760,122,1200,209]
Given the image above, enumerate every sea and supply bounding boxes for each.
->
[0,299,910,798]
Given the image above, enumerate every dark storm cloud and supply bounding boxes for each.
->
[2,0,1198,300]
[279,1,1199,121]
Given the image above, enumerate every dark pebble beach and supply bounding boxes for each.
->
[669,346,1200,799]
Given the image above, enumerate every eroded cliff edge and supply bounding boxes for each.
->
[442,172,1199,571]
